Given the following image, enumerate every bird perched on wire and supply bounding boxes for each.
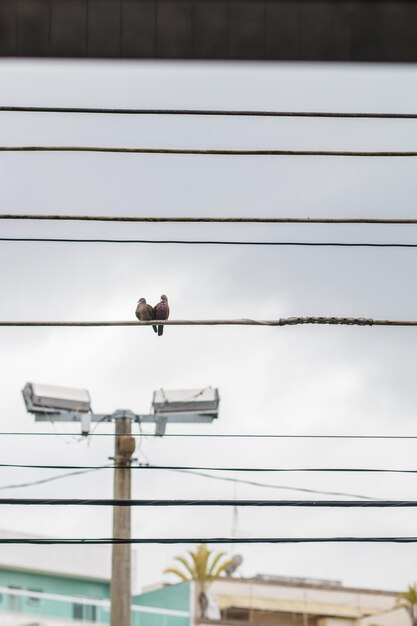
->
[135,297,157,333]
[154,294,170,336]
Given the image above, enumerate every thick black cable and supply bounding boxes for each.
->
[2,146,417,157]
[2,214,417,225]
[0,498,416,507]
[3,237,417,248]
[0,537,416,544]
[1,106,417,118]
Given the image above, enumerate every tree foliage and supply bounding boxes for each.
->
[397,584,417,626]
[164,544,234,589]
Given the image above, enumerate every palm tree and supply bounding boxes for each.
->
[398,584,417,626]
[164,544,234,618]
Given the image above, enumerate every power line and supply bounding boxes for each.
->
[1,146,417,157]
[0,537,415,544]
[3,214,417,225]
[172,469,376,501]
[0,466,378,500]
[0,498,416,507]
[0,467,107,491]
[0,317,415,327]
[0,432,415,439]
[1,106,417,119]
[2,462,417,475]
[4,237,417,248]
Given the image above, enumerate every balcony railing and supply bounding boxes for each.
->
[0,586,190,625]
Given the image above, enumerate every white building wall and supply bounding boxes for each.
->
[211,579,396,615]
[357,607,410,626]
[210,578,397,621]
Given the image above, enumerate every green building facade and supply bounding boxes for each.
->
[0,565,191,625]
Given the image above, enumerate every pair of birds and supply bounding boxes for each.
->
[136,295,170,336]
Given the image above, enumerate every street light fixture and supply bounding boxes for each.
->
[22,382,219,436]
[22,382,91,414]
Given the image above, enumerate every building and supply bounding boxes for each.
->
[0,531,410,626]
[198,575,410,626]
[0,529,189,626]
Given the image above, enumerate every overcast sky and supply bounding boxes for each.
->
[1,59,417,594]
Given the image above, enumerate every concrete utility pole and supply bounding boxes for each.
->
[110,416,136,626]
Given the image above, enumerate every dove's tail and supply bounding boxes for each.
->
[152,325,158,333]
[158,325,164,336]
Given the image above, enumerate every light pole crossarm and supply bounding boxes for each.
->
[29,409,216,437]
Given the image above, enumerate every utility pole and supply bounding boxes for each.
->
[22,383,218,626]
[110,415,136,626]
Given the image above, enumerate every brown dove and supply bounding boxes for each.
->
[154,294,170,336]
[135,297,157,333]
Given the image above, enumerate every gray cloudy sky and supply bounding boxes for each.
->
[1,59,417,593]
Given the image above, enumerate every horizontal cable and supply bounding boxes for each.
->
[1,146,417,157]
[3,237,417,248]
[0,432,415,439]
[0,537,416,544]
[3,214,417,224]
[2,462,417,474]
[1,498,417,507]
[1,106,417,119]
[0,317,415,327]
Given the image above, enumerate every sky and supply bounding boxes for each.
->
[1,59,417,594]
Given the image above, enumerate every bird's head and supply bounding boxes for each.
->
[161,294,168,302]
[138,297,146,304]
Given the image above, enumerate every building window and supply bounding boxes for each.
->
[7,586,22,612]
[73,602,98,622]
[27,588,43,606]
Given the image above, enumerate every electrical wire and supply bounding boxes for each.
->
[1,106,417,118]
[3,214,417,224]
[0,465,375,500]
[0,537,415,544]
[170,469,377,500]
[1,462,417,474]
[4,237,417,248]
[0,466,379,500]
[0,432,416,439]
[2,146,417,157]
[0,467,108,491]
[0,498,416,507]
[0,317,416,327]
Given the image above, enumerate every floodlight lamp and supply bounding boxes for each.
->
[152,387,219,416]
[22,382,92,414]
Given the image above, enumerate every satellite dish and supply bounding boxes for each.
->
[224,554,243,576]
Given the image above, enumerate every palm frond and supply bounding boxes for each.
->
[164,544,235,587]
[189,545,211,585]
[174,555,196,579]
[210,558,235,580]
[207,551,227,578]
[163,568,190,582]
